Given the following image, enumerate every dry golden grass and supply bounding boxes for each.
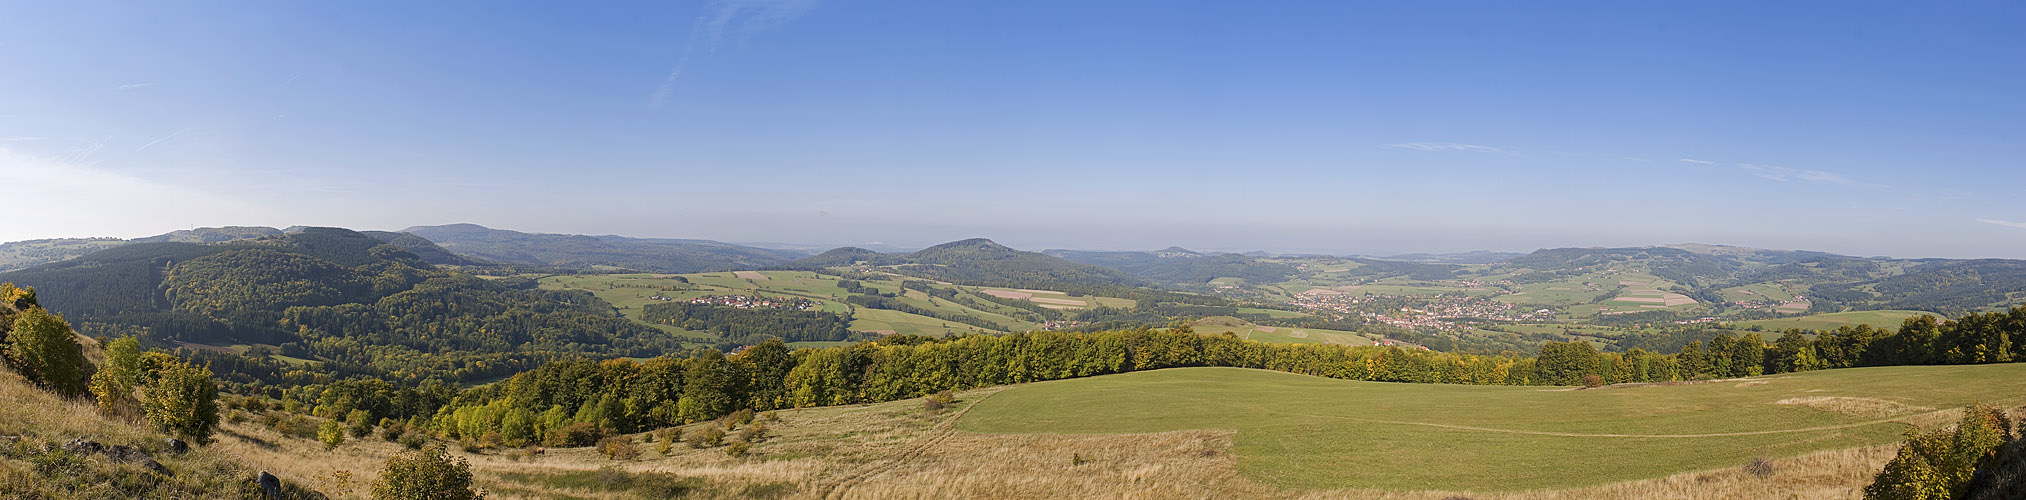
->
[1776,396,1934,419]
[189,383,1926,500]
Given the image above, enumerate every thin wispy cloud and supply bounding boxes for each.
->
[1977,219,2026,231]
[135,127,191,151]
[1734,163,1853,185]
[1387,142,1514,155]
[650,0,820,107]
[115,82,157,90]
[1677,158,1714,164]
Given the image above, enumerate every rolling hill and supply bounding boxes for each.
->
[402,223,806,273]
[1044,247,1301,285]
[0,227,675,385]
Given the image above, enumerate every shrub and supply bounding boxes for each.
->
[89,336,142,412]
[543,421,604,448]
[1745,456,1775,477]
[736,422,771,444]
[1864,405,2011,500]
[1579,374,1605,388]
[5,308,89,397]
[319,420,346,451]
[138,356,221,443]
[725,441,750,458]
[372,446,477,500]
[397,430,428,450]
[598,436,639,461]
[380,418,406,442]
[924,390,957,411]
[348,409,375,438]
[479,431,506,451]
[686,426,725,448]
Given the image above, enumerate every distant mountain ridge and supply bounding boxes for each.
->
[0,226,474,271]
[400,223,807,273]
[1043,247,1300,285]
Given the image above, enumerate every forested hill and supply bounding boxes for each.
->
[402,223,806,273]
[0,225,474,271]
[1494,245,2026,315]
[0,227,674,385]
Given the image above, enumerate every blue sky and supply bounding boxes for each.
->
[2,1,2023,257]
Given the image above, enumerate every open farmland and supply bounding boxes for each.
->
[539,271,1146,340]
[958,364,2026,492]
[1733,310,1937,332]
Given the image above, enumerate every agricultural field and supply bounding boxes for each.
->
[538,271,1139,341]
[959,364,2026,492]
[1733,310,1937,332]
[1188,317,1373,346]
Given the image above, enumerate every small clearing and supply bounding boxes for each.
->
[733,271,768,280]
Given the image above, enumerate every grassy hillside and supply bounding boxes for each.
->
[0,368,322,498]
[1734,310,1936,332]
[959,365,2026,492]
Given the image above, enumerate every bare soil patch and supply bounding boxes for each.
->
[734,271,768,280]
[1613,297,1668,304]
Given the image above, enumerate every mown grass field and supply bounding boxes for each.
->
[958,364,2026,492]
[1733,310,1935,332]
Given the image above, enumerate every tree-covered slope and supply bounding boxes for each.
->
[0,227,675,385]
[401,223,805,273]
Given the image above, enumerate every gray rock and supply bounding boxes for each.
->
[164,438,189,454]
[257,471,282,499]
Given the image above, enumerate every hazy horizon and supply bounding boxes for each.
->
[4,2,2023,259]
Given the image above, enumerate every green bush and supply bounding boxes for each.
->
[5,308,89,397]
[372,446,476,500]
[685,426,725,448]
[597,436,639,460]
[1865,405,2012,500]
[319,420,346,451]
[138,355,220,443]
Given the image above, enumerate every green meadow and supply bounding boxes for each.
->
[959,364,2026,491]
[1735,310,1937,332]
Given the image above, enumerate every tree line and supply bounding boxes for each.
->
[411,306,2026,446]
